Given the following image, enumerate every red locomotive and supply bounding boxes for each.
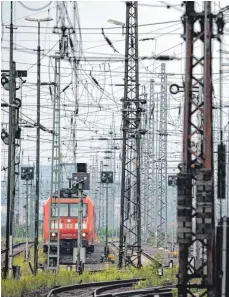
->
[43,191,96,257]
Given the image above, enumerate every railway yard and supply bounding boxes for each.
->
[1,1,229,297]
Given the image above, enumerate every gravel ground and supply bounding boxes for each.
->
[54,287,96,297]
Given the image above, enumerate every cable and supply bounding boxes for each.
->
[1,1,4,43]
[18,1,52,12]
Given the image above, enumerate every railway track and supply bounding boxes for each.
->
[1,241,34,264]
[46,278,174,297]
[46,278,145,297]
[108,241,162,267]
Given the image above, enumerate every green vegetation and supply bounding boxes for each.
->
[2,266,178,297]
[2,250,178,297]
[12,246,47,276]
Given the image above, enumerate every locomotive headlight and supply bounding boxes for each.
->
[82,232,86,237]
[51,232,56,237]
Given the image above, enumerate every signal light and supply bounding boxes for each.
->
[1,129,9,145]
[1,76,10,90]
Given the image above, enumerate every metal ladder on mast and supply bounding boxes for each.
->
[47,55,61,272]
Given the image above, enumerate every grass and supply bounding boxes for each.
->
[2,266,178,297]
[2,250,179,297]
[2,246,179,297]
[12,245,47,276]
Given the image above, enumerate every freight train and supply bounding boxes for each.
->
[43,189,96,258]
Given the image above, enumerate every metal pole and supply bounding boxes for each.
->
[105,179,109,259]
[25,179,29,262]
[30,179,35,238]
[219,37,223,217]
[227,127,229,216]
[118,1,129,269]
[4,1,14,278]
[165,74,168,250]
[221,216,227,296]
[77,189,83,273]
[112,127,116,241]
[98,182,101,230]
[34,20,41,275]
[135,2,141,268]
[47,55,61,272]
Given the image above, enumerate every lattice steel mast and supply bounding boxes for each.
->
[156,63,168,248]
[119,1,143,269]
[140,88,148,243]
[177,2,224,296]
[145,79,156,242]
[47,56,61,272]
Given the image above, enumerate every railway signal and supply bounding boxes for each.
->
[167,175,177,187]
[2,3,27,276]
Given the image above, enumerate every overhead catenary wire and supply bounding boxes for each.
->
[18,1,52,12]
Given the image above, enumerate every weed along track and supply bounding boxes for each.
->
[46,280,175,297]
[46,279,145,297]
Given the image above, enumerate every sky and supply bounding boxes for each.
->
[1,1,229,221]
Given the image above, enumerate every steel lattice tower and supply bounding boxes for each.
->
[47,56,61,272]
[145,79,156,242]
[140,91,148,243]
[177,2,221,296]
[99,160,105,229]
[156,63,168,248]
[119,1,142,269]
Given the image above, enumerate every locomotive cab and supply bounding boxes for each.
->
[43,192,95,260]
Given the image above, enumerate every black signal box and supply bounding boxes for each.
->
[101,171,113,183]
[77,163,87,173]
[21,167,34,180]
[72,172,90,190]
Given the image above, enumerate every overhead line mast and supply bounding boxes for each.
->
[47,55,61,272]
[119,1,144,269]
[177,2,225,296]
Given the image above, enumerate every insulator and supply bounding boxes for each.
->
[156,55,172,60]
[69,37,74,49]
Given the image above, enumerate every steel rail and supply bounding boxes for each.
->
[94,285,175,297]
[1,241,34,254]
[1,242,34,267]
[108,288,173,297]
[46,278,145,297]
[108,241,162,267]
[93,280,142,297]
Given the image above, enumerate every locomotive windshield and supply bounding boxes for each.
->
[70,204,87,217]
[51,203,88,217]
[51,204,68,217]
